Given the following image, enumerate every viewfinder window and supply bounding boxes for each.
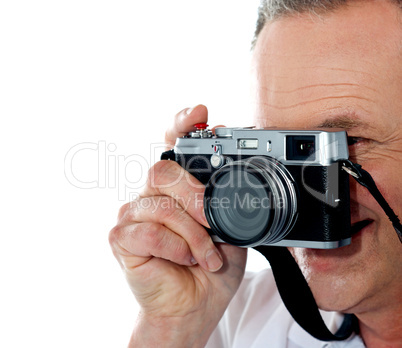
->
[286,136,316,161]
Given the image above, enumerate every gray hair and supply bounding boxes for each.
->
[252,0,402,48]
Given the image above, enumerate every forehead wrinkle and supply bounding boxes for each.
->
[259,82,378,94]
[259,95,375,111]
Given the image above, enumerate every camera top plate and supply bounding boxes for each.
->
[177,126,349,166]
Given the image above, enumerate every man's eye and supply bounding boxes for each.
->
[347,137,365,146]
[347,137,374,159]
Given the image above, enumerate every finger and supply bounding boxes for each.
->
[109,222,196,270]
[121,196,223,272]
[141,160,208,228]
[164,104,208,150]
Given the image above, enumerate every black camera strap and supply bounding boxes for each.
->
[341,160,402,243]
[253,245,358,341]
[253,160,402,342]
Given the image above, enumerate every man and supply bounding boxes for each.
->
[109,0,402,346]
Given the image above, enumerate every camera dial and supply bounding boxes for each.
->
[210,144,225,169]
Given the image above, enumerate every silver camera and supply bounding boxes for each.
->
[162,124,352,249]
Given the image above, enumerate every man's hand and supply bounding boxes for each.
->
[109,105,247,347]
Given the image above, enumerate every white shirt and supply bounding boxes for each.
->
[206,269,365,348]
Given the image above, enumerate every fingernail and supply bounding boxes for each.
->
[206,249,223,272]
[185,107,194,116]
[190,256,198,265]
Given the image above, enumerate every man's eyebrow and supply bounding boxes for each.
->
[316,115,366,130]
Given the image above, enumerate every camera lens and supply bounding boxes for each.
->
[204,157,298,247]
[207,170,273,243]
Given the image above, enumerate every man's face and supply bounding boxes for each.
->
[252,1,402,313]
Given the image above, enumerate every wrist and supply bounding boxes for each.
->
[129,311,217,348]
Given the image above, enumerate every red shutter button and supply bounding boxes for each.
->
[194,123,208,130]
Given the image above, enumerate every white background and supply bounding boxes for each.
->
[0,1,270,347]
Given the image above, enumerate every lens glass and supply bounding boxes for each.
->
[208,169,272,242]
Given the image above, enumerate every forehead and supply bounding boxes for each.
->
[251,1,402,131]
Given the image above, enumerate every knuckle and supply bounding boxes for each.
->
[172,239,190,261]
[122,199,144,222]
[108,224,123,248]
[188,228,211,249]
[158,199,179,219]
[117,202,132,221]
[108,224,134,259]
[142,223,190,262]
[118,199,142,222]
[142,223,167,251]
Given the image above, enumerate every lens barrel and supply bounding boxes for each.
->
[204,157,298,247]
